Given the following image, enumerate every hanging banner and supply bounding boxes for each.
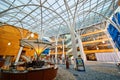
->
[107,12,120,50]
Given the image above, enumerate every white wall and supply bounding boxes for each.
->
[95,52,120,62]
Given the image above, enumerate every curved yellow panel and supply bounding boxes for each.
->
[0,24,38,57]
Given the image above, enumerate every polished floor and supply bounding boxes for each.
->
[0,61,120,80]
[58,61,120,80]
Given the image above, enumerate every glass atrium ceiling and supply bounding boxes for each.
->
[0,0,118,37]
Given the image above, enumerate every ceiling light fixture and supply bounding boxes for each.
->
[97,47,99,50]
[30,33,34,38]
[102,41,105,43]
[8,42,11,46]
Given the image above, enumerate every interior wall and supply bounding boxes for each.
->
[95,52,120,62]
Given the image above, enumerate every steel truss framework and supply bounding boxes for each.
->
[0,0,118,37]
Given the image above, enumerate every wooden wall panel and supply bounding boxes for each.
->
[0,25,38,57]
[0,25,21,56]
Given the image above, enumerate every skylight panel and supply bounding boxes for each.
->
[67,0,75,7]
[0,1,10,9]
[43,2,50,8]
[32,9,40,16]
[15,13,26,18]
[0,0,117,37]
[13,0,23,6]
[14,23,22,27]
[30,0,40,5]
[51,2,60,10]
[47,0,56,6]
[0,17,11,21]
[22,7,34,13]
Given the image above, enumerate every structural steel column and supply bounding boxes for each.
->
[69,25,78,68]
[62,38,65,59]
[76,33,87,61]
[55,37,58,64]
[15,47,23,65]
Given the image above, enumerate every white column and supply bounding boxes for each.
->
[76,33,87,61]
[55,37,58,64]
[69,26,78,68]
[15,47,23,65]
[62,38,65,60]
[71,33,78,58]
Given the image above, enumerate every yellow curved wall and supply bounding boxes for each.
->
[0,24,38,57]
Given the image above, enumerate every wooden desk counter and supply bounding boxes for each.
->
[1,67,58,80]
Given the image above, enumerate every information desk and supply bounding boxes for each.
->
[1,67,58,80]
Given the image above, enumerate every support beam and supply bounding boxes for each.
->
[15,47,23,65]
[76,33,87,61]
[62,38,65,60]
[55,36,58,64]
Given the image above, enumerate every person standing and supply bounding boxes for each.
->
[66,57,69,69]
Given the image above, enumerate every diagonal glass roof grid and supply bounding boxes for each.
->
[46,0,57,6]
[11,12,26,19]
[21,11,42,28]
[27,6,62,29]
[96,1,112,13]
[38,13,60,30]
[78,0,111,28]
[82,0,114,27]
[42,0,103,31]
[30,0,40,5]
[77,1,96,25]
[46,27,63,37]
[13,0,28,6]
[79,0,108,13]
[22,16,34,23]
[44,0,70,19]
[40,26,62,35]
[46,0,59,10]
[0,17,10,22]
[18,0,41,16]
[42,0,76,27]
[17,11,38,27]
[41,9,65,27]
[27,16,54,30]
[19,7,39,21]
[49,22,69,33]
[2,0,35,23]
[50,2,62,12]
[40,20,62,31]
[104,0,118,17]
[82,0,91,9]
[43,3,63,21]
[99,0,107,14]
[61,25,70,32]
[56,1,68,19]
[0,0,118,37]
[0,3,9,11]
[77,0,90,12]
[93,0,101,25]
[0,0,12,9]
[92,0,99,25]
[70,0,112,32]
[28,18,61,32]
[77,7,113,27]
[21,6,37,14]
[18,7,40,22]
[42,11,53,21]
[33,6,56,22]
